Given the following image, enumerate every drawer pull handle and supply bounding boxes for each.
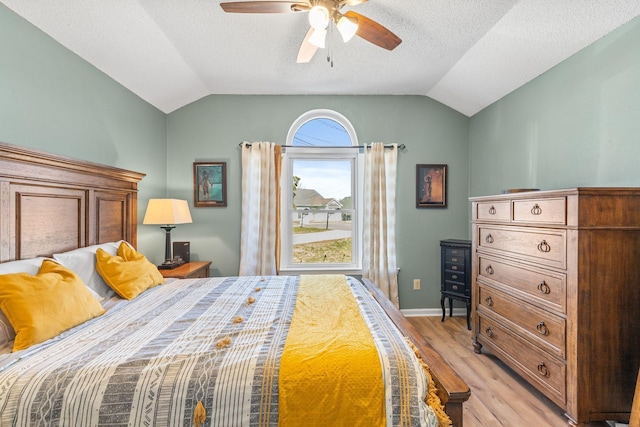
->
[536,321,549,336]
[451,265,458,270]
[537,281,551,294]
[451,257,458,262]
[485,234,494,244]
[485,265,494,275]
[488,205,497,215]
[451,250,458,254]
[485,327,493,337]
[531,203,543,215]
[537,362,550,377]
[452,285,458,291]
[451,275,458,280]
[485,296,494,306]
[537,240,551,253]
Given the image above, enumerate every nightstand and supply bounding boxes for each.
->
[159,261,211,279]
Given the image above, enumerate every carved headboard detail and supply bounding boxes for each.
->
[0,142,145,262]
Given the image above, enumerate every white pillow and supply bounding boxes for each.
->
[0,257,48,276]
[53,242,124,299]
[0,257,50,346]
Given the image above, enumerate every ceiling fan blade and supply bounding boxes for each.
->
[297,27,318,63]
[339,0,368,6]
[220,1,308,13]
[344,10,401,50]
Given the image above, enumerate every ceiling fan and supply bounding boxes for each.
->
[219,0,402,63]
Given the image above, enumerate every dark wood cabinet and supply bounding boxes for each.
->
[440,239,472,330]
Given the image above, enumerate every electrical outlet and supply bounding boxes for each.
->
[413,279,420,290]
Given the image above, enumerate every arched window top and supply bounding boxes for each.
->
[286,109,358,147]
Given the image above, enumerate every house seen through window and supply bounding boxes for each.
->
[280,110,362,274]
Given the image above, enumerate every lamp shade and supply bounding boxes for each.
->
[308,5,329,30]
[336,14,358,42]
[143,199,192,225]
[309,27,327,48]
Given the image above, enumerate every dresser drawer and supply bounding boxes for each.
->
[444,280,468,296]
[188,269,209,278]
[477,255,566,313]
[478,285,566,356]
[478,316,566,404]
[445,262,464,274]
[444,269,465,282]
[512,197,566,225]
[444,248,465,265]
[475,200,510,221]
[477,225,566,269]
[444,269,467,295]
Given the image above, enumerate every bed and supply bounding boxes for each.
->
[0,142,470,426]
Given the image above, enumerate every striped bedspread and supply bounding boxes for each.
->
[0,275,441,427]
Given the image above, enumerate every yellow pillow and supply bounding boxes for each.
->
[0,259,106,352]
[95,242,164,300]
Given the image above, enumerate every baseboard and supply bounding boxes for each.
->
[401,308,467,317]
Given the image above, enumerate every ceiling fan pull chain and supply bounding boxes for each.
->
[328,25,334,67]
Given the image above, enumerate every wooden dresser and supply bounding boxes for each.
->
[470,188,640,426]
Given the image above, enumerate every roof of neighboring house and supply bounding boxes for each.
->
[294,189,342,209]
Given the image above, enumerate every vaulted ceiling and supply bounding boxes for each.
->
[3,1,639,116]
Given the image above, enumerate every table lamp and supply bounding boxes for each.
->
[143,198,192,269]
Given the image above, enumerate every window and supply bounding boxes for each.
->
[280,110,363,274]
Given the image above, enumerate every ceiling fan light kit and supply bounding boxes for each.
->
[336,13,358,42]
[309,27,327,48]
[219,0,402,63]
[308,5,330,29]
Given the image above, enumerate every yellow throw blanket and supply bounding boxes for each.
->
[278,275,385,427]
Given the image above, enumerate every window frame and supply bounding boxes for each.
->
[279,110,363,275]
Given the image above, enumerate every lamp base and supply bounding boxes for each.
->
[158,259,185,270]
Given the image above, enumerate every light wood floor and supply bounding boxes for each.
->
[408,315,609,427]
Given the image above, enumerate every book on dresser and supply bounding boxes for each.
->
[470,188,640,426]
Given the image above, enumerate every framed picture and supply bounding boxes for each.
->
[194,162,227,207]
[416,164,447,208]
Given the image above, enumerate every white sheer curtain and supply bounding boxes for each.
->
[362,143,399,307]
[239,142,280,276]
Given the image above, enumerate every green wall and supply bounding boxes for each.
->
[166,95,470,309]
[0,4,168,254]
[469,16,640,196]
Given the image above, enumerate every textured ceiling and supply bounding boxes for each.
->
[3,0,639,116]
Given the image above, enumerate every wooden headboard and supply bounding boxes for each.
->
[0,142,145,262]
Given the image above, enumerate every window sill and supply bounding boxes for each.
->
[279,267,362,276]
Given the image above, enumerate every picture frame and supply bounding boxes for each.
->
[193,162,227,207]
[416,164,447,208]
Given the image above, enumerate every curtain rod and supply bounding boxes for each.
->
[238,142,406,150]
